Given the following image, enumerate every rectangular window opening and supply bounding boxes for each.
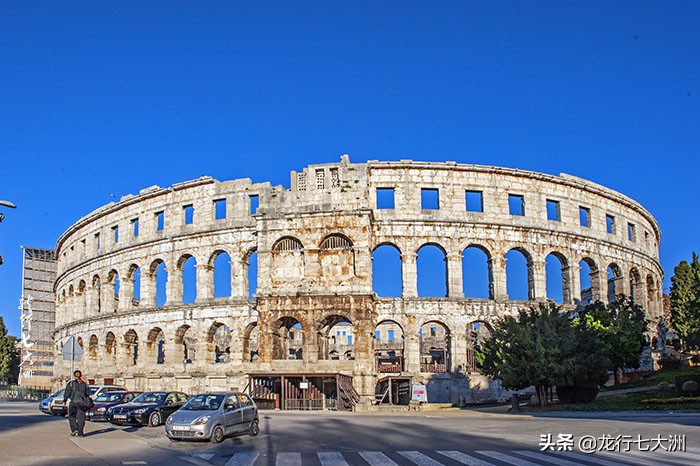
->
[112,226,119,243]
[388,330,395,341]
[628,223,636,242]
[546,199,561,221]
[155,211,165,231]
[606,214,616,234]
[421,188,439,210]
[376,188,395,209]
[214,199,226,220]
[508,194,525,216]
[644,231,649,245]
[131,218,139,237]
[465,190,483,213]
[316,170,325,190]
[184,205,194,225]
[249,195,259,215]
[94,232,101,250]
[579,206,590,227]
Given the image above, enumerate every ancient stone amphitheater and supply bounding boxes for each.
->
[53,156,662,408]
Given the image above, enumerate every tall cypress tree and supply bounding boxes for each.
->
[670,253,700,350]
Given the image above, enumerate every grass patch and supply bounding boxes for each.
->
[552,389,700,412]
[599,365,700,392]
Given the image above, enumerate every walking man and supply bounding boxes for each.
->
[63,369,90,437]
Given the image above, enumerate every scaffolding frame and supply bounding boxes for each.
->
[18,247,57,390]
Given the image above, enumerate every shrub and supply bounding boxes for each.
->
[657,381,672,391]
[641,397,700,405]
[682,380,699,396]
[557,384,599,403]
[675,374,700,390]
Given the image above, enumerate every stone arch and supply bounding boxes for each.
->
[462,244,493,299]
[272,317,304,360]
[128,263,141,306]
[175,324,195,363]
[106,269,120,312]
[177,253,197,304]
[77,280,87,320]
[419,320,450,372]
[607,263,623,303]
[629,267,643,305]
[123,329,139,366]
[243,248,258,300]
[209,250,232,298]
[372,243,402,297]
[374,320,404,373]
[466,320,494,371]
[417,242,448,297]
[647,274,659,318]
[242,322,259,362]
[505,247,534,300]
[207,322,232,363]
[150,258,168,307]
[578,257,598,305]
[271,237,304,285]
[92,275,102,314]
[318,315,354,360]
[104,331,116,364]
[88,334,98,360]
[147,327,165,364]
[545,251,570,304]
[319,234,355,283]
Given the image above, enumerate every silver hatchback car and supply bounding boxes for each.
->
[165,392,259,443]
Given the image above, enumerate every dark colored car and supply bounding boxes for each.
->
[86,391,141,422]
[106,391,189,427]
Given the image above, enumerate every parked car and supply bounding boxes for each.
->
[107,391,189,427]
[88,385,127,399]
[48,389,68,416]
[86,391,141,422]
[39,389,63,415]
[165,392,259,443]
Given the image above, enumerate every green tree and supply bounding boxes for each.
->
[0,317,20,385]
[479,303,594,406]
[670,254,700,350]
[577,296,648,385]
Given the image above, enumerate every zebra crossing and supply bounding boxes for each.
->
[190,447,700,466]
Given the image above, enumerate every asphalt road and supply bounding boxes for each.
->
[1,401,699,466]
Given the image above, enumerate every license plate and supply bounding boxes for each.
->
[172,426,190,431]
[114,414,127,420]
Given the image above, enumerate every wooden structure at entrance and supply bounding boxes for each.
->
[247,373,359,411]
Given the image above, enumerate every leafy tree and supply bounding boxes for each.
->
[670,254,700,350]
[0,317,20,384]
[578,296,648,385]
[479,303,597,406]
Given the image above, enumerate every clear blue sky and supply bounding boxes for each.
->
[1,1,698,337]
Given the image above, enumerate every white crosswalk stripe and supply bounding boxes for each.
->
[398,451,446,466]
[317,452,350,466]
[515,450,587,465]
[550,451,631,466]
[596,450,691,466]
[276,452,302,466]
[358,451,399,466]
[436,451,497,466]
[224,452,260,466]
[476,451,542,466]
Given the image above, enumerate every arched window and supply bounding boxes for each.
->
[318,315,354,360]
[320,234,353,250]
[607,263,623,303]
[272,317,303,360]
[129,265,141,306]
[212,251,232,297]
[578,258,595,306]
[505,248,533,300]
[180,255,197,304]
[246,250,258,300]
[372,244,402,297]
[272,236,303,252]
[417,244,447,297]
[152,260,168,307]
[545,253,568,304]
[462,245,491,299]
[374,320,404,373]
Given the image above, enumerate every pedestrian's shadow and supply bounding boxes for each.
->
[83,426,118,436]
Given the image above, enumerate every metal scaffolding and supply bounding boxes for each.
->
[18,247,56,390]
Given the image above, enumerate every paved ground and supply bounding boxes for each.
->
[1,401,699,466]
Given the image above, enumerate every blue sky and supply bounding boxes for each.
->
[1,1,699,337]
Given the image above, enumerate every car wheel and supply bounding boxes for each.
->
[148,411,161,427]
[249,418,260,437]
[211,425,225,444]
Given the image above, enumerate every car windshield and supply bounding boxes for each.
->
[181,394,224,411]
[94,392,124,402]
[132,393,167,404]
[52,389,65,397]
